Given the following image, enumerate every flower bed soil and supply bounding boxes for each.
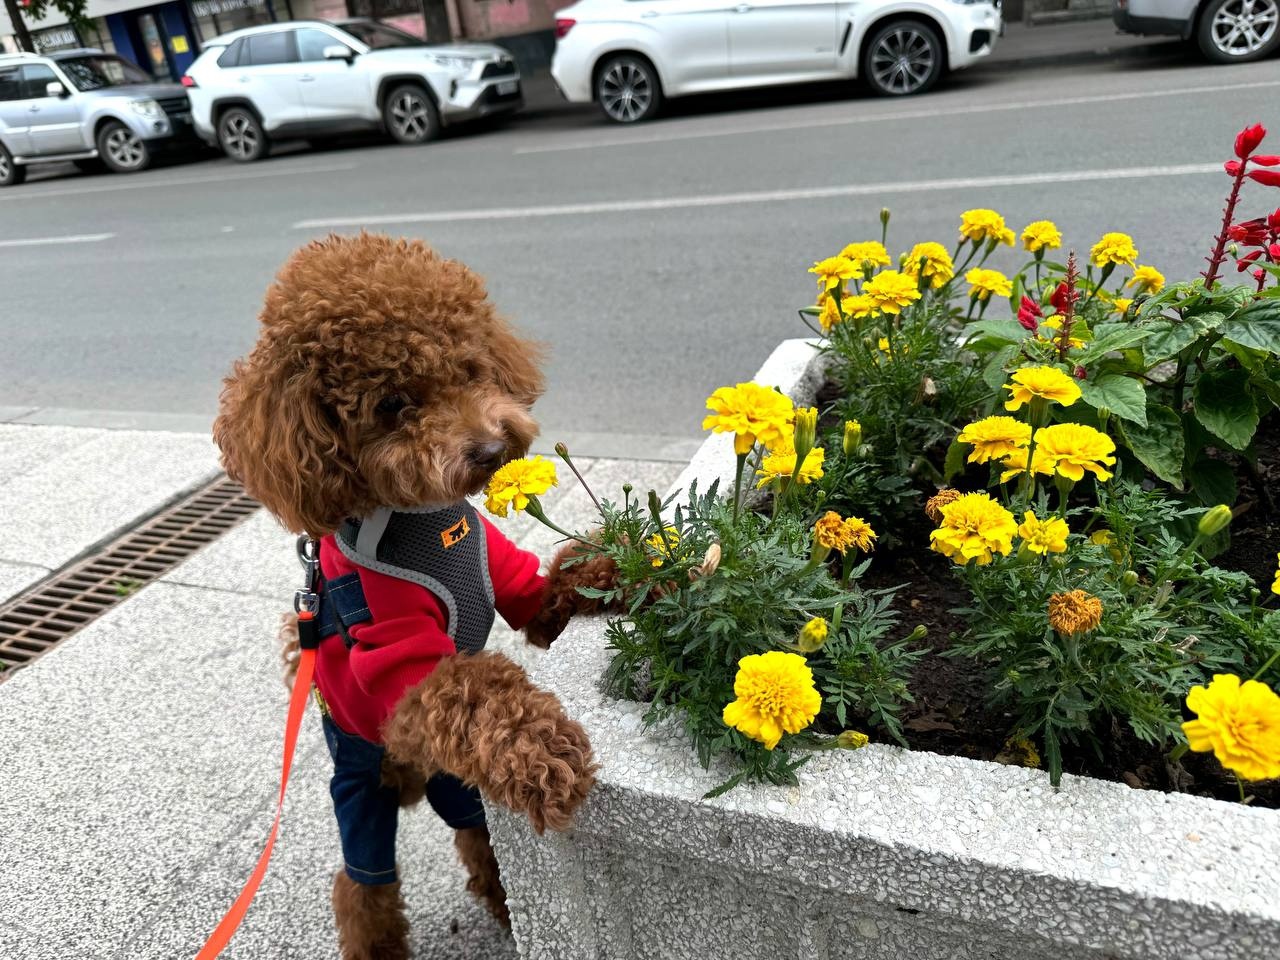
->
[813,381,1280,809]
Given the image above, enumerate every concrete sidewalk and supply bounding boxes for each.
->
[0,422,682,959]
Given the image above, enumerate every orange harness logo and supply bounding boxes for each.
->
[441,516,471,549]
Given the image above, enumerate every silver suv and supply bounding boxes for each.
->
[184,19,522,162]
[0,49,194,186]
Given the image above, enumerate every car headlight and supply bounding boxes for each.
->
[130,99,165,119]
[427,54,475,71]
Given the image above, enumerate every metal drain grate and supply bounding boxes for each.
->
[0,476,260,678]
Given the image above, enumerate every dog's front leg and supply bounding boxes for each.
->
[382,651,596,832]
[524,540,621,649]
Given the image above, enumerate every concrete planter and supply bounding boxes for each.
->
[487,339,1280,960]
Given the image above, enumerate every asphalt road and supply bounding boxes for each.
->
[2,47,1279,460]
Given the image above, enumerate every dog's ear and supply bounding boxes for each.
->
[213,354,360,535]
[486,323,546,407]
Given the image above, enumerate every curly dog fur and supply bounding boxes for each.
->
[215,233,611,959]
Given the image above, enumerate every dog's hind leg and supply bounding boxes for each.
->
[454,825,509,928]
[331,871,411,960]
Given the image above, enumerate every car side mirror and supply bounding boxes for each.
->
[322,45,355,63]
[45,80,66,98]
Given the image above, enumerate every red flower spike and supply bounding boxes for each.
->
[1051,281,1072,315]
[1269,242,1280,259]
[1235,124,1266,159]
[1269,209,1280,231]
[1249,169,1280,188]
[1252,155,1280,167]
[1225,160,1244,176]
[1231,219,1269,245]
[1237,250,1264,269]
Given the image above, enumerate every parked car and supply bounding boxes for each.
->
[1113,0,1279,62]
[183,18,522,162]
[0,49,194,186]
[550,0,1002,123]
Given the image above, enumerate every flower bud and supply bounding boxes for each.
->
[1120,569,1139,589]
[1198,504,1233,538]
[797,617,829,653]
[690,542,722,581]
[554,442,570,459]
[837,730,870,750]
[842,419,862,457]
[793,407,818,463]
[1235,123,1266,160]
[880,207,891,229]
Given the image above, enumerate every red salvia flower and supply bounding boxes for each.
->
[1017,295,1042,332]
[1225,160,1244,176]
[1050,281,1073,315]
[1237,250,1264,269]
[1230,218,1269,245]
[1235,124,1266,159]
[1252,155,1280,167]
[1269,208,1280,232]
[1249,169,1280,188]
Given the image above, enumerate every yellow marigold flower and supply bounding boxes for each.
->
[1021,220,1062,253]
[924,488,963,523]
[797,616,829,653]
[1032,423,1117,482]
[902,241,955,288]
[1111,297,1134,315]
[957,416,1032,464]
[809,255,859,291]
[929,492,1018,566]
[875,336,910,361]
[1003,366,1082,412]
[1090,530,1113,546]
[837,730,870,749]
[959,208,1011,245]
[842,515,877,553]
[1017,511,1069,555]
[483,456,558,517]
[703,382,795,456]
[1128,265,1165,294]
[722,651,822,750]
[818,296,842,333]
[997,447,1055,484]
[1272,552,1280,596]
[839,241,891,270]
[1048,589,1103,636]
[863,270,923,315]
[965,267,1013,302]
[1040,317,1085,350]
[1183,674,1280,782]
[1090,232,1139,268]
[645,526,680,568]
[840,293,879,320]
[814,511,855,553]
[756,444,825,489]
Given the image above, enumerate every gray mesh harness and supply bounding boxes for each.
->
[334,503,496,654]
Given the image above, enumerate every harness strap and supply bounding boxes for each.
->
[194,617,317,960]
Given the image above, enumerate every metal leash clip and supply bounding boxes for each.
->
[294,536,322,651]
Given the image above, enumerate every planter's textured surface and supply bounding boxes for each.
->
[488,339,1280,960]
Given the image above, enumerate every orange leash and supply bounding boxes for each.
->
[195,633,316,959]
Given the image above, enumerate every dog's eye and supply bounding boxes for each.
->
[375,394,409,416]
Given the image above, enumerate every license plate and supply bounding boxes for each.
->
[497,80,517,96]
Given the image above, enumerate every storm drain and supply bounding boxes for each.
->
[0,476,260,677]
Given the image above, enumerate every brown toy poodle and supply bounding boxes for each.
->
[213,232,614,960]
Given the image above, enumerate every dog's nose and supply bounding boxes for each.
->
[470,441,508,470]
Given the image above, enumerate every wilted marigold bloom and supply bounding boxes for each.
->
[1003,366,1083,411]
[929,492,1018,566]
[842,515,877,552]
[965,267,1013,301]
[924,487,963,522]
[1089,232,1139,268]
[1021,220,1062,253]
[814,511,855,553]
[839,241,891,270]
[902,241,955,288]
[484,456,558,517]
[959,208,1011,245]
[862,270,923,314]
[1033,423,1117,482]
[1048,589,1103,635]
[1128,265,1165,294]
[837,730,870,749]
[809,255,859,291]
[1018,511,1069,555]
[722,651,823,750]
[756,444,825,489]
[957,416,1032,464]
[1182,674,1280,782]
[703,382,795,455]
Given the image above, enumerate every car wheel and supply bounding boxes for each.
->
[595,55,662,123]
[97,120,152,173]
[218,107,268,162]
[1197,0,1280,62]
[862,20,945,97]
[0,141,24,187]
[383,84,440,144]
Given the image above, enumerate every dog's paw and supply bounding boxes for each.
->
[491,708,597,834]
[526,542,621,648]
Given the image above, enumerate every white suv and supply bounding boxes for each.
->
[183,18,521,161]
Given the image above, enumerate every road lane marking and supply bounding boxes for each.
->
[512,79,1280,155]
[0,161,359,203]
[0,232,114,248]
[293,162,1222,229]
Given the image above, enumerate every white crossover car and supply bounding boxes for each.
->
[551,0,1002,122]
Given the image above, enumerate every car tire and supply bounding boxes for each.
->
[96,120,152,174]
[383,84,440,145]
[1196,0,1280,62]
[594,54,662,124]
[862,20,945,97]
[218,106,269,162]
[0,141,24,187]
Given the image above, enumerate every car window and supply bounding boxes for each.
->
[20,64,59,99]
[56,55,151,91]
[296,28,350,62]
[217,39,243,67]
[0,66,21,101]
[337,21,423,49]
[245,32,295,66]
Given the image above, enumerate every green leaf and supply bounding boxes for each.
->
[1218,298,1280,354]
[1193,367,1259,451]
[943,439,967,484]
[1074,324,1153,366]
[964,318,1028,347]
[1077,374,1147,426]
[1119,403,1185,486]
[1140,311,1227,364]
[1187,457,1238,508]
[982,345,1018,391]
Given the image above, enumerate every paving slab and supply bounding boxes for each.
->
[0,560,50,604]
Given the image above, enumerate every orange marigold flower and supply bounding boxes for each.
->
[1048,589,1103,636]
